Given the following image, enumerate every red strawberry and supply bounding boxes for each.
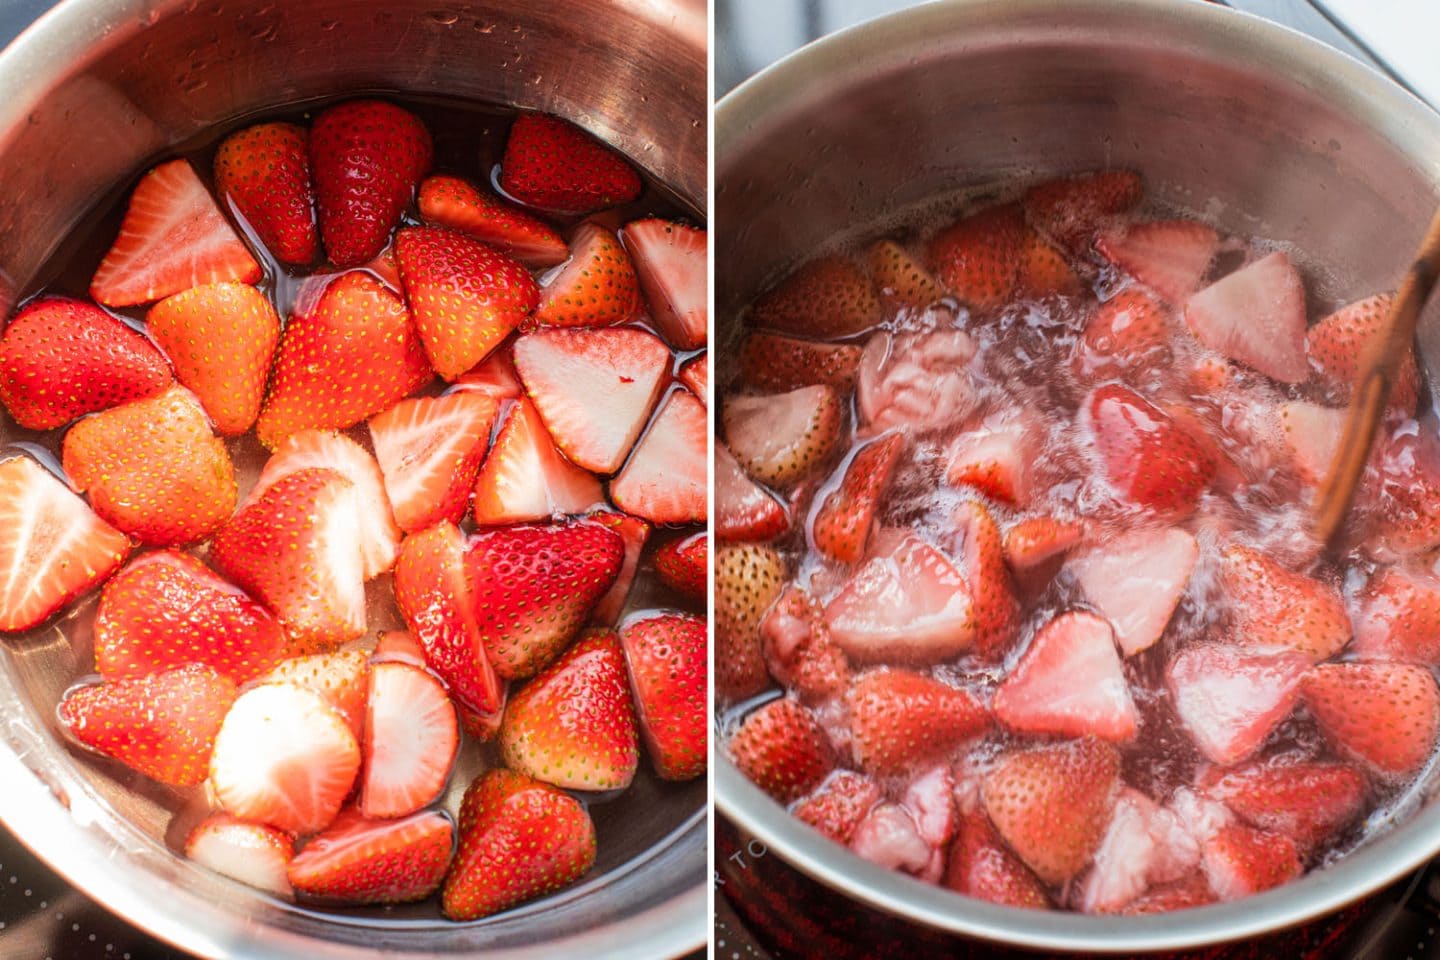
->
[621,218,707,350]
[209,682,360,835]
[1122,873,1217,915]
[1166,645,1310,765]
[927,204,1026,312]
[360,662,459,818]
[1277,400,1346,486]
[1069,527,1197,657]
[1353,564,1440,663]
[395,226,539,379]
[464,521,624,678]
[1220,545,1350,660]
[1081,288,1170,371]
[0,297,171,430]
[994,611,1138,742]
[679,352,707,404]
[442,769,596,921]
[848,670,990,774]
[471,397,604,525]
[945,427,1031,506]
[1301,662,1440,779]
[499,113,641,215]
[724,385,843,488]
[146,282,280,435]
[1024,170,1143,251]
[609,388,707,524]
[1201,824,1300,901]
[866,239,946,312]
[951,499,1020,659]
[514,327,670,473]
[1189,355,1235,393]
[211,467,366,651]
[620,613,707,780]
[738,332,863,393]
[1004,516,1086,574]
[716,444,788,542]
[260,650,371,740]
[1184,252,1308,382]
[60,663,236,786]
[747,256,882,338]
[728,698,834,803]
[588,511,651,626]
[310,100,432,267]
[90,158,261,307]
[1203,760,1367,851]
[62,385,237,546]
[0,456,129,632]
[1095,220,1219,304]
[369,391,498,531]
[418,173,567,267]
[213,121,317,265]
[453,345,525,401]
[1016,229,1083,299]
[982,737,1121,885]
[93,550,288,685]
[758,584,851,704]
[392,522,503,717]
[289,807,453,904]
[654,532,706,601]
[532,223,641,327]
[1087,383,1215,519]
[256,272,433,449]
[1308,293,1420,412]
[945,809,1051,910]
[793,771,882,845]
[715,542,785,700]
[373,630,427,667]
[812,433,906,563]
[185,813,295,896]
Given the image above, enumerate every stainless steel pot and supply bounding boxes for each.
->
[716,0,1440,953]
[0,1,706,957]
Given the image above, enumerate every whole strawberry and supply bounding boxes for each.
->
[728,698,833,804]
[620,613,707,780]
[213,121,317,265]
[499,113,641,215]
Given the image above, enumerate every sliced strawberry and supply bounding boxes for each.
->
[1203,760,1367,851]
[1189,355,1235,393]
[724,385,843,488]
[1308,293,1419,411]
[1122,873,1217,915]
[588,511,651,626]
[60,663,236,786]
[945,428,1031,506]
[857,329,980,434]
[654,532,706,600]
[1004,516,1086,574]
[1016,229,1083,299]
[1166,645,1310,765]
[812,433,905,563]
[620,613,707,781]
[1087,383,1215,520]
[1081,288,1170,371]
[368,391,498,531]
[609,388,707,524]
[93,550,288,684]
[866,239,946,311]
[848,670,989,774]
[1301,662,1440,779]
[728,698,834,803]
[360,662,459,818]
[1220,545,1350,660]
[850,802,941,880]
[1162,403,1246,496]
[1277,400,1346,486]
[310,100,432,267]
[0,297,171,430]
[738,332,863,393]
[373,630,427,667]
[794,771,882,845]
[0,456,129,633]
[1353,564,1440,663]
[472,397,604,525]
[1076,788,1177,914]
[90,158,261,307]
[514,327,670,473]
[716,444,788,542]
[499,113,641,215]
[289,807,452,904]
[1095,220,1219,304]
[418,173,567,267]
[927,204,1026,312]
[532,223,640,327]
[747,256,881,338]
[758,584,850,704]
[185,813,295,897]
[994,610,1138,742]
[260,650,370,739]
[621,218,706,350]
[62,385,236,546]
[951,499,1021,659]
[452,346,524,400]
[1201,824,1300,901]
[213,121,317,265]
[679,352,707,404]
[946,809,1051,910]
[1184,252,1308,382]
[1069,527,1198,656]
[715,542,785,700]
[1024,170,1143,251]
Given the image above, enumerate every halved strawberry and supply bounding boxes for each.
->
[0,297,171,430]
[499,113,641,215]
[1277,400,1346,486]
[812,433,905,563]
[60,663,236,786]
[1201,824,1300,901]
[793,771,882,845]
[1004,516,1086,575]
[214,121,317,266]
[1122,873,1216,916]
[185,813,295,897]
[260,650,370,740]
[1220,545,1349,660]
[395,226,539,379]
[452,347,525,401]
[62,384,237,546]
[90,158,261,307]
[1166,645,1310,765]
[360,661,459,818]
[442,769,597,921]
[1087,383,1215,519]
[946,809,1051,910]
[867,239,946,312]
[679,352,707,404]
[620,613,707,781]
[728,698,834,803]
[93,550,288,684]
[945,428,1031,506]
[724,385,842,488]
[418,174,567,268]
[0,456,129,633]
[951,499,1021,659]
[1301,662,1440,779]
[373,630,427,668]
[927,204,1026,312]
[211,467,366,651]
[1095,220,1219,304]
[532,223,641,327]
[747,256,882,338]
[310,100,432,267]
[715,543,785,700]
[621,218,707,350]
[1024,170,1143,251]
[1308,293,1419,412]
[472,397,604,525]
[738,332,863,394]
[1076,788,1182,915]
[1184,252,1308,382]
[758,584,850,704]
[654,532,706,600]
[514,327,670,473]
[609,388,707,524]
[1080,288,1170,372]
[848,670,989,774]
[256,271,433,449]
[289,807,453,904]
[1069,527,1197,657]
[369,391,498,531]
[1353,564,1440,663]
[716,444,788,542]
[1016,229,1083,299]
[1203,760,1367,851]
[994,610,1138,742]
[588,511,651,626]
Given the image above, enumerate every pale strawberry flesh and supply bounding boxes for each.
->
[1184,252,1309,383]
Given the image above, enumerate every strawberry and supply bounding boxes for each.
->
[472,397,604,525]
[289,807,453,904]
[620,613,707,781]
[724,385,843,488]
[211,467,366,651]
[442,769,596,921]
[1004,516,1086,574]
[1200,824,1300,901]
[1122,873,1217,915]
[60,663,235,786]
[812,433,906,563]
[452,347,525,401]
[951,499,1021,659]
[185,813,295,897]
[1087,383,1215,519]
[392,521,503,716]
[1277,400,1346,486]
[260,650,371,740]
[1308,293,1420,412]
[0,297,171,430]
[368,391,499,531]
[945,427,1031,506]
[532,223,641,328]
[1024,170,1143,251]
[759,584,851,704]
[927,204,1026,312]
[309,100,432,267]
[1069,527,1198,657]
[395,226,539,379]
[93,550,288,685]
[679,352,707,404]
[1301,662,1440,779]
[1353,564,1440,663]
[866,239,946,311]
[982,737,1121,885]
[373,630,427,668]
[945,809,1051,910]
[1095,220,1219,304]
[499,113,641,214]
[654,532,706,601]
[715,542,785,700]
[1219,545,1350,660]
[728,698,834,803]
[609,388,707,524]
[793,771,882,845]
[90,158,261,307]
[848,670,990,774]
[0,456,129,632]
[1016,229,1083,299]
[256,271,433,449]
[716,444,788,542]
[994,610,1138,742]
[1203,760,1367,851]
[360,662,459,818]
[500,628,639,790]
[1081,288,1170,371]
[213,121,317,265]
[738,332,863,393]
[62,385,236,546]
[588,511,651,626]
[513,327,670,473]
[747,256,882,338]
[1189,355,1235,393]
[418,173,567,267]
[1184,251,1308,383]
[1166,645,1310,765]
[621,218,707,350]
[146,282,280,435]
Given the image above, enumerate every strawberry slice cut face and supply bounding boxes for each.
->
[360,662,460,819]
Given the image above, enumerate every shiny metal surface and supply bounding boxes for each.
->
[716,0,1440,952]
